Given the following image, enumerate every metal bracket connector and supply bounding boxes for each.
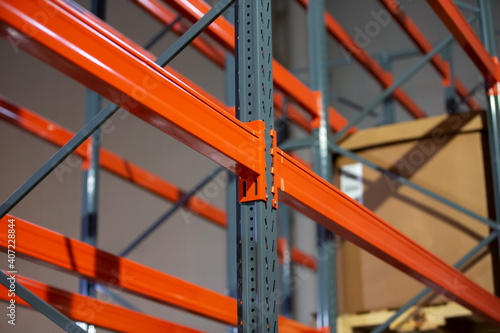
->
[239,121,267,203]
[270,129,278,209]
[441,61,452,87]
[238,122,279,209]
[487,57,499,96]
[310,91,323,129]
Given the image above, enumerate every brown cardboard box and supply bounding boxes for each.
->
[333,111,495,314]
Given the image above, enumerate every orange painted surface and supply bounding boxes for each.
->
[379,0,481,110]
[0,273,205,332]
[0,215,321,332]
[427,0,499,85]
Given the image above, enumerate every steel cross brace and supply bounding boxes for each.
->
[0,270,85,332]
[0,274,202,332]
[331,13,478,142]
[296,0,426,120]
[0,215,318,332]
[371,231,499,333]
[378,0,481,111]
[328,142,499,231]
[159,0,353,133]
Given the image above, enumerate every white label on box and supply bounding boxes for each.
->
[340,163,363,204]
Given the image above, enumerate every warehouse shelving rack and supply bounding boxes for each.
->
[0,0,499,332]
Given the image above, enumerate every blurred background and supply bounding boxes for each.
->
[0,0,499,332]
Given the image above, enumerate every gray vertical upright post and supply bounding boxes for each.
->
[478,0,500,297]
[277,97,292,319]
[441,45,457,113]
[225,4,238,331]
[308,1,337,332]
[380,52,395,124]
[235,0,278,331]
[79,0,105,305]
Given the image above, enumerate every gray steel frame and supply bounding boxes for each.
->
[235,0,278,331]
[477,0,500,298]
[79,4,105,326]
[1,1,498,332]
[308,0,337,331]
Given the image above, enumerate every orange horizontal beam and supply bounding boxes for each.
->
[0,274,204,333]
[160,0,353,131]
[426,0,499,85]
[274,149,500,324]
[0,95,317,270]
[149,0,353,133]
[378,0,481,110]
[161,0,317,116]
[134,0,324,136]
[70,0,229,114]
[0,0,260,177]
[131,0,226,68]
[0,215,319,332]
[291,248,317,272]
[0,215,236,324]
[0,95,227,228]
[295,0,426,119]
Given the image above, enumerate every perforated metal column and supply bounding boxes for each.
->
[308,0,337,331]
[80,0,105,304]
[477,0,500,297]
[226,12,238,331]
[235,0,278,331]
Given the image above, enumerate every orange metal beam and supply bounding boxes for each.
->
[134,0,324,136]
[0,95,318,270]
[159,0,354,133]
[0,215,236,324]
[426,0,499,85]
[2,0,499,325]
[0,0,261,177]
[131,0,226,68]
[274,149,500,324]
[0,95,226,228]
[0,274,205,333]
[71,0,230,114]
[0,215,319,332]
[295,0,426,119]
[378,0,481,110]
[161,0,317,116]
[291,248,317,272]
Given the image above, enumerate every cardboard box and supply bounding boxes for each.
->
[333,111,495,314]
